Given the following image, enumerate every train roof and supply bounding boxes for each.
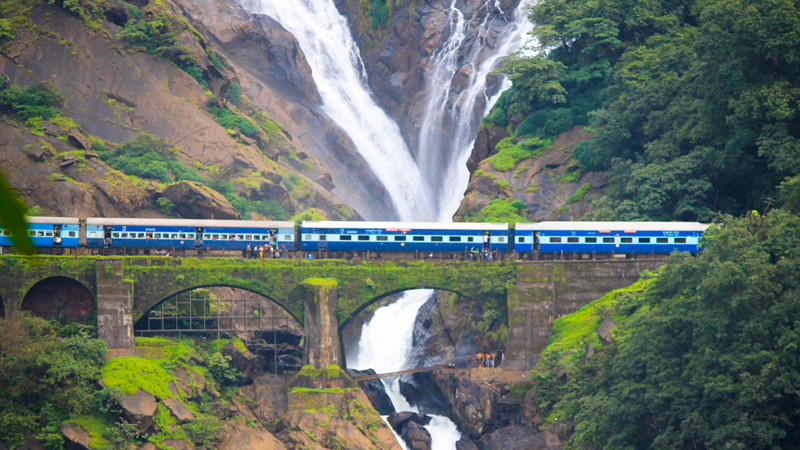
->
[86,218,294,228]
[515,221,710,232]
[26,216,80,225]
[302,221,508,231]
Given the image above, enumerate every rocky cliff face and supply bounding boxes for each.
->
[335,0,518,150]
[456,125,608,222]
[0,0,392,220]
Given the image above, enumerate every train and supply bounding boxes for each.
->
[0,217,709,257]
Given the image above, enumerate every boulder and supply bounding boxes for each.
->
[121,391,158,432]
[387,411,430,432]
[430,371,499,438]
[161,181,240,220]
[159,440,191,450]
[597,317,616,343]
[242,374,288,424]
[456,437,479,450]
[138,443,158,450]
[476,425,549,450]
[221,342,266,385]
[399,421,432,450]
[67,129,92,150]
[42,122,60,137]
[352,369,395,415]
[163,398,195,424]
[219,421,287,450]
[25,144,53,162]
[61,424,91,450]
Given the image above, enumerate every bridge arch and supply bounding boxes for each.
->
[339,286,474,333]
[137,284,303,327]
[22,276,95,323]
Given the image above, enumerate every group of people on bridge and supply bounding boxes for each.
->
[466,351,504,369]
[246,243,289,259]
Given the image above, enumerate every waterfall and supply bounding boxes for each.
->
[348,290,462,449]
[418,0,535,220]
[237,0,434,221]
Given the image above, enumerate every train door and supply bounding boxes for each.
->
[103,226,113,247]
[53,225,62,247]
[194,227,204,249]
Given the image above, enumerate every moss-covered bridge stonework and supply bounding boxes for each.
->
[0,256,664,367]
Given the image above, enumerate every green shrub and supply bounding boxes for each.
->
[567,183,592,204]
[206,353,242,388]
[100,133,204,183]
[183,414,222,448]
[368,0,390,29]
[0,82,63,122]
[489,136,549,171]
[214,108,258,137]
[227,82,241,105]
[463,198,526,225]
[291,208,327,225]
[483,108,508,127]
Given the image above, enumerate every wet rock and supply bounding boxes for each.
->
[430,371,499,439]
[399,421,432,450]
[162,181,240,220]
[387,411,431,431]
[163,398,195,424]
[121,391,157,432]
[244,374,288,424]
[25,144,53,162]
[467,125,509,173]
[476,425,549,450]
[61,423,91,450]
[275,410,381,450]
[352,369,395,415]
[218,421,286,450]
[67,129,92,150]
[456,437,479,450]
[42,122,60,137]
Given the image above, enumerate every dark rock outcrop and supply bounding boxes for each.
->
[387,411,431,431]
[162,181,240,220]
[399,421,432,450]
[239,374,288,424]
[61,424,91,450]
[477,425,550,450]
[429,371,500,439]
[162,398,195,424]
[456,437,479,450]
[121,391,158,432]
[352,369,395,415]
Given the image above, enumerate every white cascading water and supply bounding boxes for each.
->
[237,0,434,221]
[418,0,535,220]
[348,290,462,449]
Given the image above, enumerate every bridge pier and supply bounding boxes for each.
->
[301,278,342,369]
[96,259,135,358]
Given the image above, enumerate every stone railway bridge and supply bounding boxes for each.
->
[0,256,664,370]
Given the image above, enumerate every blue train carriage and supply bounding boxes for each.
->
[86,218,295,251]
[516,221,709,254]
[0,216,80,248]
[300,221,509,252]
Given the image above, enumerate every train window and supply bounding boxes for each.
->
[675,238,687,244]
[204,234,210,239]
[319,235,327,241]
[46,232,53,237]
[29,231,35,236]
[244,235,251,240]
[69,231,75,237]
[37,231,44,236]
[3,230,9,236]
[585,237,597,243]
[377,236,388,241]
[449,237,461,242]
[413,236,425,241]
[146,233,153,239]
[284,235,291,240]
[253,235,260,240]
[120,233,127,238]
[431,236,443,242]
[498,237,505,243]
[394,236,406,241]
[518,237,524,243]
[621,238,633,243]
[657,238,668,243]
[358,235,370,241]
[638,238,651,243]
[340,235,352,240]
[179,234,186,239]
[235,235,242,240]
[567,237,579,243]
[154,234,161,238]
[467,237,474,242]
[603,237,615,243]
[303,235,311,240]
[113,233,120,238]
[550,237,562,243]
[210,234,217,240]
[187,234,194,239]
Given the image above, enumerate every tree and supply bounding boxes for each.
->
[0,171,33,253]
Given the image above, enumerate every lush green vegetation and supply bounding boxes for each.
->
[491,0,800,221]
[489,137,549,171]
[462,198,528,225]
[0,316,108,449]
[100,133,204,184]
[531,209,800,449]
[0,81,63,122]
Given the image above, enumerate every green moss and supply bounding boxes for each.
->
[324,365,342,379]
[102,356,177,399]
[526,183,541,193]
[149,403,189,447]
[515,164,528,178]
[231,337,247,354]
[566,183,593,204]
[302,277,338,287]
[488,137,549,171]
[497,180,511,190]
[67,415,113,450]
[289,387,355,394]
[473,169,497,181]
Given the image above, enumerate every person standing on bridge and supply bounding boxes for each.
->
[467,353,472,368]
